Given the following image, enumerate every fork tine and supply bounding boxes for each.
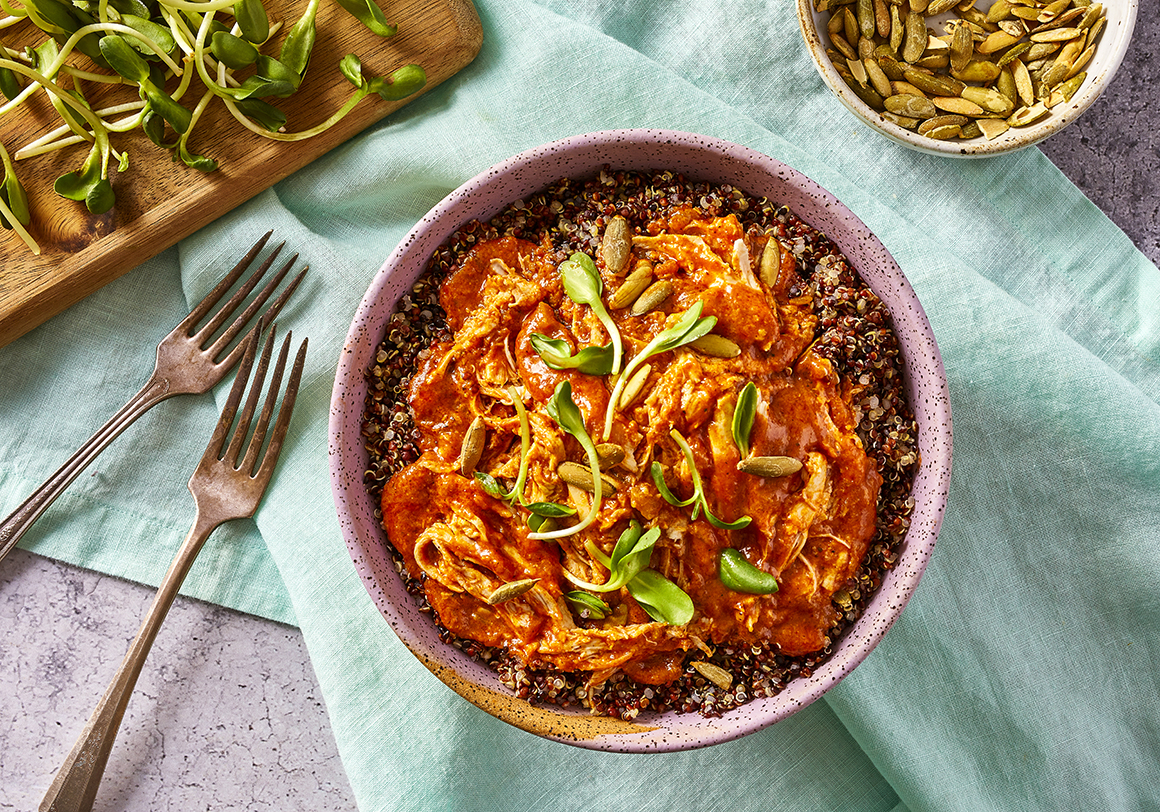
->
[240,331,293,476]
[254,337,307,482]
[223,328,276,468]
[210,258,307,369]
[203,331,260,465]
[176,231,274,336]
[195,243,286,348]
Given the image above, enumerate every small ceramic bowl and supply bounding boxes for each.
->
[796,0,1138,157]
[329,129,953,752]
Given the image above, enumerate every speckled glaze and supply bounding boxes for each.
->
[329,130,953,752]
[796,0,1139,158]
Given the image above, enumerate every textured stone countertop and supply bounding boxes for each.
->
[2,14,1157,811]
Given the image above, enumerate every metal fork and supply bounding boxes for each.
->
[0,232,306,564]
[39,327,308,812]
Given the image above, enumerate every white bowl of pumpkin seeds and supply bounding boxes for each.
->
[797,0,1138,156]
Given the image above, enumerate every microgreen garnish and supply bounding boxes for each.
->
[505,386,531,505]
[0,0,427,247]
[526,501,577,518]
[652,429,752,530]
[717,548,779,594]
[558,252,623,375]
[474,471,506,499]
[562,521,658,593]
[529,381,603,540]
[625,569,694,626]
[603,301,717,439]
[564,591,610,619]
[529,333,615,376]
[732,381,758,458]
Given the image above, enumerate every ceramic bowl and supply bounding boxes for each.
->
[796,0,1138,157]
[329,129,953,751]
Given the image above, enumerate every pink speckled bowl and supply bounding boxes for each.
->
[329,129,952,752]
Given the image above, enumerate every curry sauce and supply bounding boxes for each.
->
[380,206,882,689]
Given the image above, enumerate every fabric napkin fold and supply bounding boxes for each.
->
[2,1,1158,810]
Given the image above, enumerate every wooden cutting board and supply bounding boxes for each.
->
[0,0,481,349]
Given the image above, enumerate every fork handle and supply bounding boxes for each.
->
[40,511,220,812]
[0,376,173,564]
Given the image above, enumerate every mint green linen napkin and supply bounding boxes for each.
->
[3,0,1158,809]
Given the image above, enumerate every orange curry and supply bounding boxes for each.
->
[381,207,881,687]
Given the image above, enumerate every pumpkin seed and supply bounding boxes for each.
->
[863,57,893,97]
[1008,101,1049,126]
[557,461,620,494]
[486,578,539,605]
[601,216,631,276]
[903,67,964,97]
[986,0,1014,23]
[690,333,742,358]
[934,95,985,116]
[691,661,734,690]
[884,93,938,119]
[877,50,906,81]
[458,415,485,476]
[1031,27,1081,43]
[595,442,626,468]
[961,85,1014,114]
[959,120,982,139]
[619,362,652,408]
[758,236,782,287]
[976,117,1010,139]
[995,41,1030,69]
[891,80,929,98]
[737,456,804,478]
[609,261,653,309]
[902,11,926,62]
[952,59,1002,83]
[950,23,973,73]
[881,111,920,129]
[918,114,969,136]
[978,30,1022,54]
[926,0,958,15]
[630,279,675,316]
[889,5,904,51]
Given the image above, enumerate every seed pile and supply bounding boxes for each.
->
[361,169,919,719]
[815,0,1107,142]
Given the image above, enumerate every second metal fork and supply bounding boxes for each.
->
[39,327,308,812]
[0,233,306,563]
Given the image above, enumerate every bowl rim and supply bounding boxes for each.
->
[329,128,953,751]
[795,0,1140,157]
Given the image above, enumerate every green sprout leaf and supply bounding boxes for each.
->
[366,63,426,101]
[211,31,260,70]
[234,0,270,44]
[627,569,694,626]
[234,98,287,132]
[717,548,779,594]
[279,0,320,77]
[99,34,150,83]
[526,501,577,518]
[474,471,506,499]
[530,381,603,540]
[564,591,610,619]
[563,522,658,593]
[654,429,752,530]
[732,381,758,459]
[529,333,615,376]
[84,177,115,214]
[558,252,622,374]
[333,0,398,37]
